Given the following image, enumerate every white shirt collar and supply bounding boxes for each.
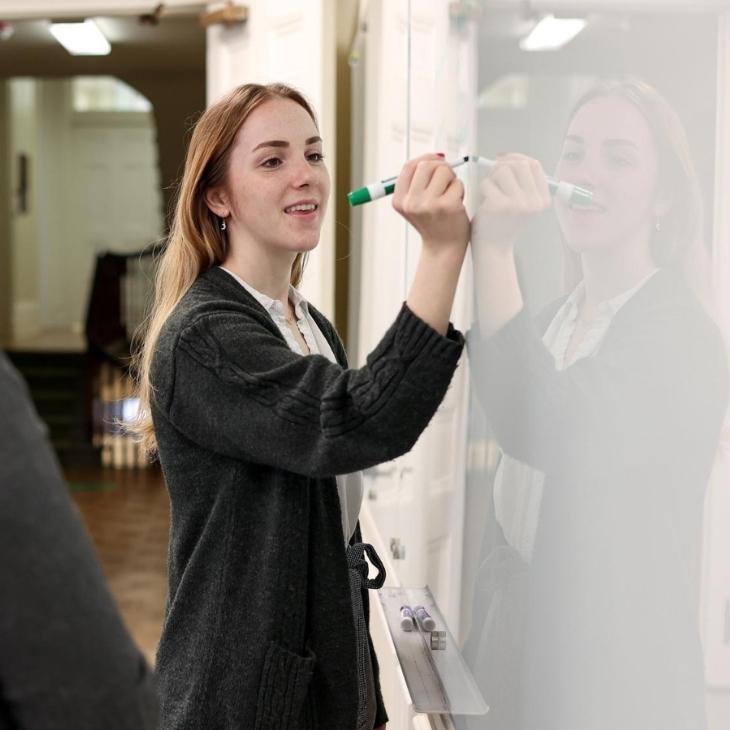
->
[219,265,310,320]
[564,268,659,321]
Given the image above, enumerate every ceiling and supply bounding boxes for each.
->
[0,4,722,88]
[475,7,719,86]
[0,12,205,77]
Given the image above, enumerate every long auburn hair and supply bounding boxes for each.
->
[560,76,710,304]
[132,82,319,452]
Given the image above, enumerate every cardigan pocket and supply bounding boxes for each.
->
[253,640,317,730]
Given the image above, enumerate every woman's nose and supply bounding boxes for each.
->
[290,156,316,187]
[558,157,596,192]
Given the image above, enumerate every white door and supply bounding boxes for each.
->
[206,0,337,318]
[49,112,163,330]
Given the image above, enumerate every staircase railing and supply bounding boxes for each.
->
[85,244,162,468]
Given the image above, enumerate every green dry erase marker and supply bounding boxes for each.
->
[347,154,593,207]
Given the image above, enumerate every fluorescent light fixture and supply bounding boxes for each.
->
[520,14,587,52]
[49,19,111,56]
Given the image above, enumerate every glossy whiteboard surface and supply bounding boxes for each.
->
[354,3,730,728]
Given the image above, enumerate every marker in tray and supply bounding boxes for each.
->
[400,605,415,631]
[414,605,436,632]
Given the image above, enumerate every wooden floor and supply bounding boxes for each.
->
[66,464,170,666]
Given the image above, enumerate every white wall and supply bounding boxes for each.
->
[5,78,163,336]
[63,109,163,330]
[702,9,730,727]
[9,79,41,340]
[35,79,73,331]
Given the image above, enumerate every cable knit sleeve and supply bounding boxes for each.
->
[154,302,463,478]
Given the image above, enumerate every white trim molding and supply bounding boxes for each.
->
[0,0,204,19]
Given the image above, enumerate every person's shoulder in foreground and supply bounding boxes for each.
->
[0,351,158,730]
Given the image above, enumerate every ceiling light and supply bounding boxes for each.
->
[520,14,587,52]
[49,19,111,56]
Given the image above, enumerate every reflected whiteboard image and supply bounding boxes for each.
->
[458,5,729,730]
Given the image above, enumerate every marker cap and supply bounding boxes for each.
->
[570,187,594,207]
[348,187,372,207]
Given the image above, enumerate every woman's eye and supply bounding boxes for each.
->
[608,155,633,168]
[261,153,324,168]
[560,150,583,162]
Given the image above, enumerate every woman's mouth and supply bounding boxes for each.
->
[568,200,606,213]
[284,203,319,219]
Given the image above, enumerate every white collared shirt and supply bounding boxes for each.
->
[493,269,659,562]
[219,266,363,545]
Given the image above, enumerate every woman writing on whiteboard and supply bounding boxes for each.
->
[132,82,470,729]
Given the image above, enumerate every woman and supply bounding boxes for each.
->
[132,82,470,729]
[467,77,728,729]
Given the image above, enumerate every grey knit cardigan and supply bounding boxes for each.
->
[150,265,464,729]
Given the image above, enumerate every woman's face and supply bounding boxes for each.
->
[554,95,664,256]
[215,96,330,258]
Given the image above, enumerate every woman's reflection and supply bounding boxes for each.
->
[464,77,728,730]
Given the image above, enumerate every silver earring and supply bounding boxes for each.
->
[220,218,227,231]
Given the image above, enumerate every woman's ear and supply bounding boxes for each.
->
[204,186,230,219]
[653,191,672,219]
